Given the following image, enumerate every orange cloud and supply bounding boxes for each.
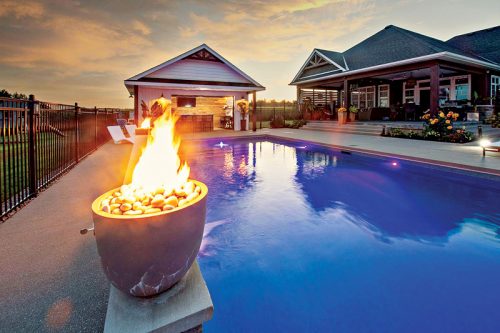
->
[0,0,45,18]
[179,0,374,63]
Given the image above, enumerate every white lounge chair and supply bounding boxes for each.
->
[482,139,500,156]
[107,126,134,144]
[125,124,137,141]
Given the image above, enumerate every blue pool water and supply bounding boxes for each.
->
[184,138,500,333]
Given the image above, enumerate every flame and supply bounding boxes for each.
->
[131,99,189,192]
[140,117,151,129]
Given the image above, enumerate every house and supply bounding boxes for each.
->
[290,25,500,121]
[125,44,265,131]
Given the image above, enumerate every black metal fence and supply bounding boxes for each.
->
[1,95,122,220]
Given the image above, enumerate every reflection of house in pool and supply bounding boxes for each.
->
[293,148,500,242]
[183,139,258,206]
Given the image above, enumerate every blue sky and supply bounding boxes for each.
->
[0,0,499,107]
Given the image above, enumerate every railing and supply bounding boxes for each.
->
[1,95,122,220]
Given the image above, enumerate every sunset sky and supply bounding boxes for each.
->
[1,0,499,108]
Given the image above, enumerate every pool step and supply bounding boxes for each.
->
[301,122,385,136]
[301,121,499,138]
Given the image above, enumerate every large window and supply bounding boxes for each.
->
[455,77,469,101]
[378,85,390,107]
[492,75,500,102]
[350,86,375,109]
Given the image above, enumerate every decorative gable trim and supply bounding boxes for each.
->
[290,49,346,84]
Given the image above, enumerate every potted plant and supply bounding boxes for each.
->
[349,105,358,122]
[236,99,249,131]
[337,107,347,125]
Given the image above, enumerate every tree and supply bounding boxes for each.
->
[0,89,28,99]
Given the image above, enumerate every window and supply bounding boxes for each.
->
[177,97,196,108]
[455,85,469,101]
[378,85,390,107]
[492,75,500,102]
[404,89,415,103]
[350,86,375,109]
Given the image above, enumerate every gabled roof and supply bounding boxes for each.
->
[290,25,500,85]
[316,49,348,69]
[125,44,265,92]
[447,26,500,64]
[343,25,485,70]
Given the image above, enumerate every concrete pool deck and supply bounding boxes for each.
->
[0,128,498,332]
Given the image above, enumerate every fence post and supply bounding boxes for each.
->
[75,102,79,163]
[94,106,98,149]
[28,94,38,197]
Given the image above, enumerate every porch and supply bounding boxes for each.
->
[296,60,496,122]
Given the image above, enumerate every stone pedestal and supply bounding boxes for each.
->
[104,261,213,333]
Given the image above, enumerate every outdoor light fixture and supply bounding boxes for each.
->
[480,139,491,147]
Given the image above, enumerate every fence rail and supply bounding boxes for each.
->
[1,95,122,220]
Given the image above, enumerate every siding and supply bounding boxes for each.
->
[146,59,251,83]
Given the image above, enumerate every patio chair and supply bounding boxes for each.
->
[482,140,500,156]
[125,124,137,141]
[403,103,417,121]
[107,126,134,144]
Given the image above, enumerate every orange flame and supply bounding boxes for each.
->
[131,99,189,192]
[140,117,151,129]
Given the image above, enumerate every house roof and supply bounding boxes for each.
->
[291,25,500,85]
[125,44,265,94]
[447,26,500,64]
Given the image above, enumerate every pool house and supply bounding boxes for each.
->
[125,44,265,131]
[291,25,500,121]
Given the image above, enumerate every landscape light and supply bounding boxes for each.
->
[479,139,491,147]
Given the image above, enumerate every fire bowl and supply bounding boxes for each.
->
[91,180,207,297]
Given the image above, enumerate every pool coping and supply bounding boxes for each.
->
[186,133,500,177]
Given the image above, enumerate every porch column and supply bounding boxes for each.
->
[343,79,349,107]
[134,85,139,125]
[296,86,301,115]
[484,72,491,102]
[252,91,257,132]
[430,64,440,115]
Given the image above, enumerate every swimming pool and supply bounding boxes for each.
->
[184,137,500,332]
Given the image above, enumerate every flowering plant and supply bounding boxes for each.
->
[421,111,473,142]
[421,111,459,133]
[236,99,249,117]
[337,107,347,112]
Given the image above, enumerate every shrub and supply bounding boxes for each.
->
[270,115,285,128]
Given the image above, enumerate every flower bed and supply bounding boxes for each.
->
[383,111,475,143]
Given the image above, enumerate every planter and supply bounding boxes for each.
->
[91,181,208,297]
[349,113,357,122]
[240,119,247,131]
[358,109,372,121]
[337,112,347,125]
